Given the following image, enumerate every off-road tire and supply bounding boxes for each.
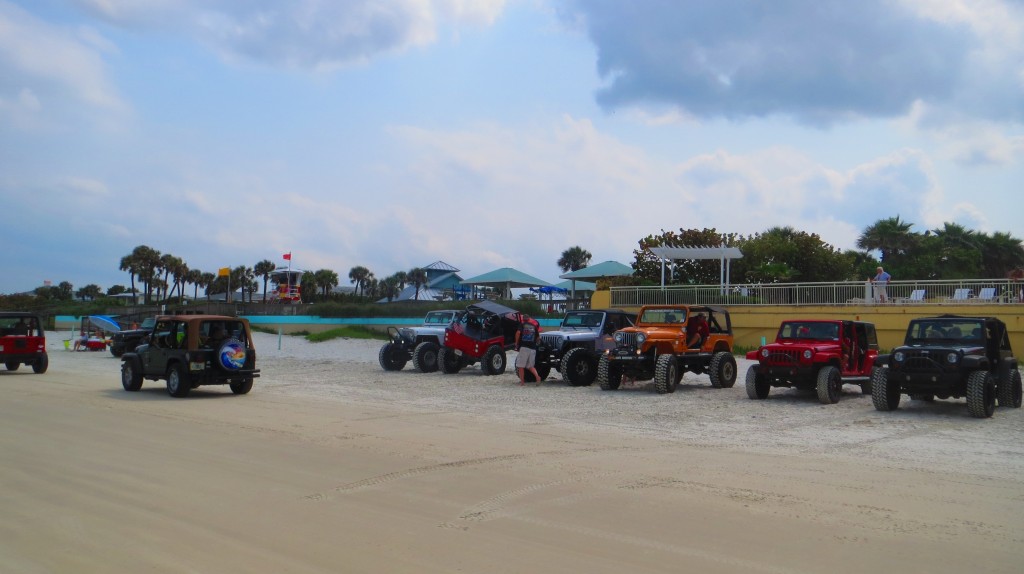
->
[745,365,770,399]
[377,342,407,371]
[121,358,143,391]
[997,368,1023,409]
[438,346,462,374]
[966,370,995,418]
[524,364,551,383]
[230,379,254,395]
[412,341,440,373]
[708,352,737,388]
[560,347,597,387]
[166,362,191,398]
[5,361,19,371]
[871,368,899,411]
[481,345,506,376]
[653,354,678,394]
[32,354,48,374]
[816,365,842,404]
[597,355,622,391]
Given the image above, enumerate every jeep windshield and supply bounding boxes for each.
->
[639,308,687,324]
[779,322,839,340]
[905,318,985,345]
[423,311,456,325]
[562,311,604,329]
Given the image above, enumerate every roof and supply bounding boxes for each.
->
[467,300,518,316]
[648,246,743,260]
[555,280,596,291]
[423,261,460,272]
[559,260,633,280]
[461,267,552,288]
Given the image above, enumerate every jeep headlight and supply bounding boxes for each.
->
[761,348,769,358]
[894,351,905,363]
[614,332,624,345]
[803,350,812,359]
[636,333,646,345]
[947,352,959,364]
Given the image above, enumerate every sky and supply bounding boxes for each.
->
[2,0,1023,295]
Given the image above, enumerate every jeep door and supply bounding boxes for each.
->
[142,319,183,376]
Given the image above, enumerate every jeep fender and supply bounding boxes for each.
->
[873,354,891,368]
[962,355,987,370]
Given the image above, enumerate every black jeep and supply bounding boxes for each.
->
[378,310,459,372]
[110,317,155,357]
[871,315,1021,418]
[536,309,635,386]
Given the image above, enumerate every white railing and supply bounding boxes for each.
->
[609,279,1024,307]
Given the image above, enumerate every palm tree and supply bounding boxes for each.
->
[392,270,408,291]
[349,265,371,296]
[198,271,215,299]
[300,271,317,303]
[185,269,202,299]
[131,245,161,304]
[408,267,428,300]
[856,216,916,264]
[557,246,592,273]
[254,259,276,302]
[119,253,139,302]
[315,269,339,297]
[380,275,400,302]
[979,231,1024,278]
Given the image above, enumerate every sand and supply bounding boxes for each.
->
[1,332,1022,573]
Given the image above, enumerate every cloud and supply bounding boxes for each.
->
[0,1,126,126]
[71,0,507,70]
[559,0,1022,125]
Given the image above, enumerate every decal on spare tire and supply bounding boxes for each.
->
[218,339,246,370]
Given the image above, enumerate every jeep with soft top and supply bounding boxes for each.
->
[378,309,459,372]
[597,305,736,394]
[120,314,260,397]
[438,301,528,376]
[537,309,635,386]
[745,319,878,403]
[0,312,47,374]
[871,315,1021,418]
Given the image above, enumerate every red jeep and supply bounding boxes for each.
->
[438,301,528,376]
[0,312,48,373]
[745,319,878,403]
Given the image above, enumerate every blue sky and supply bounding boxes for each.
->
[2,0,1022,295]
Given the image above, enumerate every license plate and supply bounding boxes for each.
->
[616,350,630,356]
[190,362,205,371]
[454,349,463,356]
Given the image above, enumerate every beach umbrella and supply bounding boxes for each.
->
[87,315,121,333]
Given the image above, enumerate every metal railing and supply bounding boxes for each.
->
[610,279,1024,307]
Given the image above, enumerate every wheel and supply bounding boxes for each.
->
[230,379,254,395]
[121,359,142,391]
[871,368,899,411]
[708,352,737,388]
[166,363,191,398]
[32,354,48,374]
[816,365,842,404]
[997,368,1022,408]
[560,347,597,387]
[481,345,506,376]
[5,361,19,371]
[745,365,770,399]
[412,341,440,373]
[653,354,678,394]
[966,370,995,418]
[377,342,407,371]
[597,355,621,391]
[438,346,462,374]
[525,364,551,383]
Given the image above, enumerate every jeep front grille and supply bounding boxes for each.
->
[617,332,638,349]
[540,334,563,349]
[763,349,802,366]
[898,350,946,373]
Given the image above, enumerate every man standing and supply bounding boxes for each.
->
[515,314,542,386]
[872,266,891,303]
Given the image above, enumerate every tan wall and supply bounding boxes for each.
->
[590,291,1024,352]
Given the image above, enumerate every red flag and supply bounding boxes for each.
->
[283,253,291,261]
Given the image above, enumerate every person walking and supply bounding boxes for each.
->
[872,266,892,303]
[515,314,542,386]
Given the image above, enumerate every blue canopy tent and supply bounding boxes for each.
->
[558,260,634,306]
[461,267,552,300]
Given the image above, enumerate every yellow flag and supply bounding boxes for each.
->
[218,267,230,277]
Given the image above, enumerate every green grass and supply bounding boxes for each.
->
[305,326,388,342]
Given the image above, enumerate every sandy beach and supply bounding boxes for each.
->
[1,332,1022,573]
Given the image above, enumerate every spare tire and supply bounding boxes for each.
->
[217,339,247,371]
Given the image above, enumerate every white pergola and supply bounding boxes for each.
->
[648,246,744,289]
